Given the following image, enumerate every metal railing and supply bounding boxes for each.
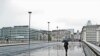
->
[82,41,100,56]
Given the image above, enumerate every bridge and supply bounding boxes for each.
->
[0,40,100,56]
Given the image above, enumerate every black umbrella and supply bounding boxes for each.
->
[62,38,71,43]
[62,39,69,43]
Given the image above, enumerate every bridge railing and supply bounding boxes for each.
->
[82,41,100,56]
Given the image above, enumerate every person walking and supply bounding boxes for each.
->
[63,40,69,56]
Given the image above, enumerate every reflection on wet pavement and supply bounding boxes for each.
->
[15,42,85,56]
[68,42,84,56]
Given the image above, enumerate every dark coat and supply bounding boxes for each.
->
[64,41,68,49]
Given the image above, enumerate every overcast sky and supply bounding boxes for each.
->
[1,0,100,32]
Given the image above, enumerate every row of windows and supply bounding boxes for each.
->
[86,28,96,30]
[86,38,96,40]
[86,36,96,38]
[86,31,96,33]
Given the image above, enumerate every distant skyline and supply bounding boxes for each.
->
[0,0,100,32]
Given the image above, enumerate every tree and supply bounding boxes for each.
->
[48,34,52,41]
[5,36,9,43]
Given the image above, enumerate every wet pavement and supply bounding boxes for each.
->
[15,42,85,56]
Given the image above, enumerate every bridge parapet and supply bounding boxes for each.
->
[82,41,100,56]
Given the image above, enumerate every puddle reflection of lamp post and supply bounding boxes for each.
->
[57,26,58,41]
[28,11,32,56]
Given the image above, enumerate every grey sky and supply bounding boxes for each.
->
[0,0,100,32]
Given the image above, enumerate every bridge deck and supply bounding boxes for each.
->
[16,42,85,56]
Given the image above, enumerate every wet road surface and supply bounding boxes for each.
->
[15,42,85,56]
[0,42,57,56]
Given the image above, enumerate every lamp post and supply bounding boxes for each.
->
[48,22,50,56]
[28,11,32,56]
[48,22,50,41]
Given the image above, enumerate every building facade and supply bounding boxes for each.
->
[74,30,80,40]
[52,29,71,41]
[1,26,40,40]
[1,27,12,39]
[0,29,1,38]
[39,30,48,41]
[11,26,29,38]
[81,25,100,42]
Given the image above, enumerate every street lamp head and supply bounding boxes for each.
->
[48,22,50,24]
[28,11,32,14]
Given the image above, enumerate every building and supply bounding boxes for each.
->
[81,25,100,42]
[52,29,71,41]
[67,29,74,35]
[86,20,92,25]
[67,29,74,39]
[0,29,2,38]
[39,30,48,41]
[1,25,40,40]
[74,30,80,40]
[1,27,12,39]
[11,26,29,38]
[81,20,100,43]
[30,29,40,40]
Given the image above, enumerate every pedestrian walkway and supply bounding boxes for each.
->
[0,41,48,47]
[16,42,85,56]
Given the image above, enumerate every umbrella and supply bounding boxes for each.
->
[62,38,71,43]
[62,39,69,43]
